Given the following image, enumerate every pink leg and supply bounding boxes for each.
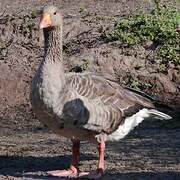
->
[79,141,105,179]
[48,140,80,177]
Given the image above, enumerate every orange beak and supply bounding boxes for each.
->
[39,13,52,29]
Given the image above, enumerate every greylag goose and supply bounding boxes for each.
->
[30,5,172,179]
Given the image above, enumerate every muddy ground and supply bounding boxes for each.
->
[0,0,180,179]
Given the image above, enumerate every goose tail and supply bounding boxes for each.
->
[148,109,172,120]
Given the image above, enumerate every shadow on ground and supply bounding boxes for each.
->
[0,154,98,175]
[16,171,180,180]
[0,155,70,176]
[1,149,180,179]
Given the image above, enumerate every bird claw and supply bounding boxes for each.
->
[47,165,78,178]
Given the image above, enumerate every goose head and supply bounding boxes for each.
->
[39,5,63,29]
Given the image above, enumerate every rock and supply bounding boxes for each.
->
[156,74,177,93]
[168,67,180,85]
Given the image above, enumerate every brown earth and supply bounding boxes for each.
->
[0,0,180,179]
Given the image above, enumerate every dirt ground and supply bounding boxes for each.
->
[0,0,180,179]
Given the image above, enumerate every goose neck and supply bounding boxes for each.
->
[43,26,63,62]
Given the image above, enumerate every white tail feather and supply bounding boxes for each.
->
[107,108,172,141]
[148,109,172,120]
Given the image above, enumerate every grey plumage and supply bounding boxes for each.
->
[30,5,172,144]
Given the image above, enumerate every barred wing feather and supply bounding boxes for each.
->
[66,72,154,134]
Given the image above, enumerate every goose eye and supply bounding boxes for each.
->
[54,11,57,15]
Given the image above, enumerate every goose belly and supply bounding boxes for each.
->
[33,106,96,141]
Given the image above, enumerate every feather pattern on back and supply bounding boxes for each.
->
[65,72,155,135]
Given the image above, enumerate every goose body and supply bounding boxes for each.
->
[31,69,165,142]
[30,5,171,179]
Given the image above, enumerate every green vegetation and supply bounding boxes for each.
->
[103,0,180,65]
[70,59,91,72]
[125,75,156,92]
[79,6,90,17]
